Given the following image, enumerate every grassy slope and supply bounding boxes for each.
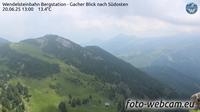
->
[193,110,200,112]
[9,43,118,112]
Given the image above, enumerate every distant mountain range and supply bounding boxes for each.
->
[0,35,178,112]
[99,35,200,96]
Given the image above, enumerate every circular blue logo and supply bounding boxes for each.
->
[186,2,198,14]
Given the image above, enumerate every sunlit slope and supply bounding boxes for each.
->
[21,35,177,99]
[8,43,119,112]
[0,35,178,112]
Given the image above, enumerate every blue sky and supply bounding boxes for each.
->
[0,0,200,44]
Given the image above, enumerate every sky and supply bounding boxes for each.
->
[0,0,200,44]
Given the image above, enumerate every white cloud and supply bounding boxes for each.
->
[0,0,200,42]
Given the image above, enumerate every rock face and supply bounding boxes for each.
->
[25,35,79,49]
[191,92,200,109]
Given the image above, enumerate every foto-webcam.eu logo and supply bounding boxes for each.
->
[186,2,198,14]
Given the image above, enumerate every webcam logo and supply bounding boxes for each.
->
[186,2,198,14]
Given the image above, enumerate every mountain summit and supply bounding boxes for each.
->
[0,34,178,112]
[20,35,177,99]
[22,34,80,49]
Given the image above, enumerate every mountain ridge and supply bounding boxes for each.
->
[0,34,181,112]
[99,34,200,96]
[20,34,178,99]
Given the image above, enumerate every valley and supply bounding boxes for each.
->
[99,35,200,96]
[0,35,177,112]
